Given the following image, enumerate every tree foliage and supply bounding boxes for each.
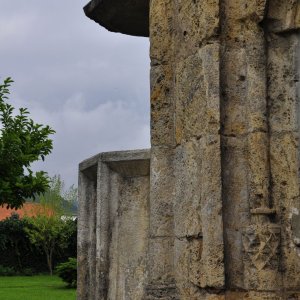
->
[0,77,55,209]
[33,175,78,217]
[0,212,77,275]
[0,213,47,273]
[24,215,70,275]
[24,176,78,275]
[56,257,77,288]
[0,213,31,271]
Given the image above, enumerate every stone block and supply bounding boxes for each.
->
[150,146,175,237]
[174,135,224,290]
[242,224,281,291]
[268,34,299,134]
[268,0,300,33]
[150,64,175,147]
[150,0,174,64]
[148,237,175,285]
[270,132,300,205]
[282,245,300,290]
[174,42,220,144]
[226,291,281,300]
[145,283,179,300]
[247,132,269,209]
[173,0,219,58]
[222,136,250,289]
[223,0,267,23]
[174,141,202,238]
[221,47,249,136]
[174,237,203,293]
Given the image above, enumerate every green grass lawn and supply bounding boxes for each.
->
[0,275,76,300]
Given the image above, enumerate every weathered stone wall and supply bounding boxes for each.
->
[79,0,300,299]
[221,1,300,298]
[149,0,224,298]
[77,150,150,300]
[149,0,300,298]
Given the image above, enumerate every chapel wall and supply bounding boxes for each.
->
[78,1,300,299]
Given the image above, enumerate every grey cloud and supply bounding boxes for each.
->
[0,0,150,187]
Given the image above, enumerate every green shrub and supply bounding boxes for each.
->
[0,265,16,276]
[55,258,77,288]
[21,268,34,276]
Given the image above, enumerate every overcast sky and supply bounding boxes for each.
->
[0,1,150,188]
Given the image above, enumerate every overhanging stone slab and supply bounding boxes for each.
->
[79,149,150,177]
[83,0,150,37]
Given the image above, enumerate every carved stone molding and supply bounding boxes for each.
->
[243,224,280,271]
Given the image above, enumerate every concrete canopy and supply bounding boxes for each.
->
[84,0,149,37]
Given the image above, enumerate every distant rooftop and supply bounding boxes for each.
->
[0,203,53,220]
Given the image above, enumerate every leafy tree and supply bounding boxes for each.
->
[0,211,76,274]
[0,77,55,209]
[33,175,78,217]
[25,176,78,275]
[0,214,31,271]
[24,214,69,275]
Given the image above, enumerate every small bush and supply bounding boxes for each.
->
[55,257,77,288]
[21,268,34,276]
[0,265,16,276]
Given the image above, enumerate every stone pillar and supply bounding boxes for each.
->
[220,0,300,298]
[267,0,300,294]
[146,1,177,298]
[149,1,225,298]
[78,168,97,300]
[220,0,273,291]
[78,150,150,300]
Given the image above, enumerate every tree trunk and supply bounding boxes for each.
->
[46,250,53,275]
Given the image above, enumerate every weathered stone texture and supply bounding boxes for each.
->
[150,147,174,237]
[172,0,220,58]
[220,0,300,296]
[147,146,176,299]
[79,0,300,298]
[108,176,149,299]
[242,224,281,290]
[78,171,97,300]
[267,2,300,291]
[150,65,175,147]
[78,150,150,300]
[174,141,202,239]
[150,1,224,298]
[174,43,220,143]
